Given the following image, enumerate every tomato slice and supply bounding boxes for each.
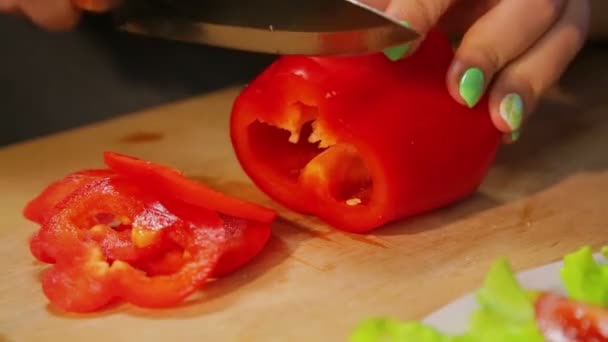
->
[103,152,277,224]
[535,291,608,341]
[23,169,115,225]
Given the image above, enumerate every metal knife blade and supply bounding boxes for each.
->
[113,0,420,56]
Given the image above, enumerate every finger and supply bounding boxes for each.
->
[72,0,119,12]
[20,0,81,31]
[384,0,457,33]
[446,0,567,109]
[490,0,590,140]
[437,0,497,34]
[358,0,390,11]
[379,0,458,61]
[0,0,20,14]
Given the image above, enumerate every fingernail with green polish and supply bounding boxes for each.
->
[511,130,521,142]
[499,93,524,131]
[459,67,484,108]
[383,20,413,61]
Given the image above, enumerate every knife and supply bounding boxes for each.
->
[111,0,420,56]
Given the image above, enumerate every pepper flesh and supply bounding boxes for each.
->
[35,176,228,312]
[103,152,277,224]
[23,169,115,225]
[26,152,275,312]
[230,30,502,232]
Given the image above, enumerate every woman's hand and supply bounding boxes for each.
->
[0,0,115,31]
[366,0,591,142]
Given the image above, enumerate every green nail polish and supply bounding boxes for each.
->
[511,130,521,142]
[383,20,412,61]
[500,93,524,131]
[459,68,485,108]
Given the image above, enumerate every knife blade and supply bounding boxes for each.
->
[112,0,420,56]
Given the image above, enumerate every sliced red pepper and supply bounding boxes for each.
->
[37,176,225,312]
[535,291,608,341]
[103,152,277,224]
[229,30,502,232]
[132,217,271,278]
[110,222,225,309]
[147,196,272,278]
[27,153,273,273]
[213,215,271,277]
[29,230,55,264]
[27,153,274,312]
[23,169,115,225]
[41,241,117,313]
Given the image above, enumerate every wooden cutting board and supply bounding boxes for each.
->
[1,49,608,341]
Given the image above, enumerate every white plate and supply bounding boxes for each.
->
[421,253,605,335]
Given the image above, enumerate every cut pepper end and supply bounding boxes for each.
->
[234,103,389,233]
[246,100,374,205]
[299,143,373,206]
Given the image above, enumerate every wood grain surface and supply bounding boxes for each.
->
[1,47,607,341]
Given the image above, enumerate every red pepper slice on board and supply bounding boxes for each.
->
[103,152,277,224]
[26,153,274,312]
[35,177,193,267]
[42,243,117,313]
[29,230,55,264]
[213,215,272,277]
[111,222,225,309]
[23,169,115,225]
[37,177,225,312]
[101,151,273,275]
[230,30,502,232]
[27,153,273,270]
[535,291,608,341]
[130,216,272,278]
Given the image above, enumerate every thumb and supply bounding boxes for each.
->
[381,0,457,61]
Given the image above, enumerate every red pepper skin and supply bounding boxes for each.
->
[30,231,55,264]
[230,30,501,232]
[23,169,115,225]
[37,177,225,312]
[33,177,180,266]
[535,292,608,341]
[41,242,117,313]
[110,223,224,309]
[27,153,273,274]
[27,153,274,312]
[132,218,272,278]
[102,151,272,275]
[103,152,277,224]
[213,216,271,277]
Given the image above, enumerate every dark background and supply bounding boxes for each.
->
[0,14,276,147]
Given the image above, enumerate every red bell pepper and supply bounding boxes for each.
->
[103,152,277,224]
[230,30,501,232]
[535,292,608,341]
[26,152,276,312]
[23,169,115,225]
